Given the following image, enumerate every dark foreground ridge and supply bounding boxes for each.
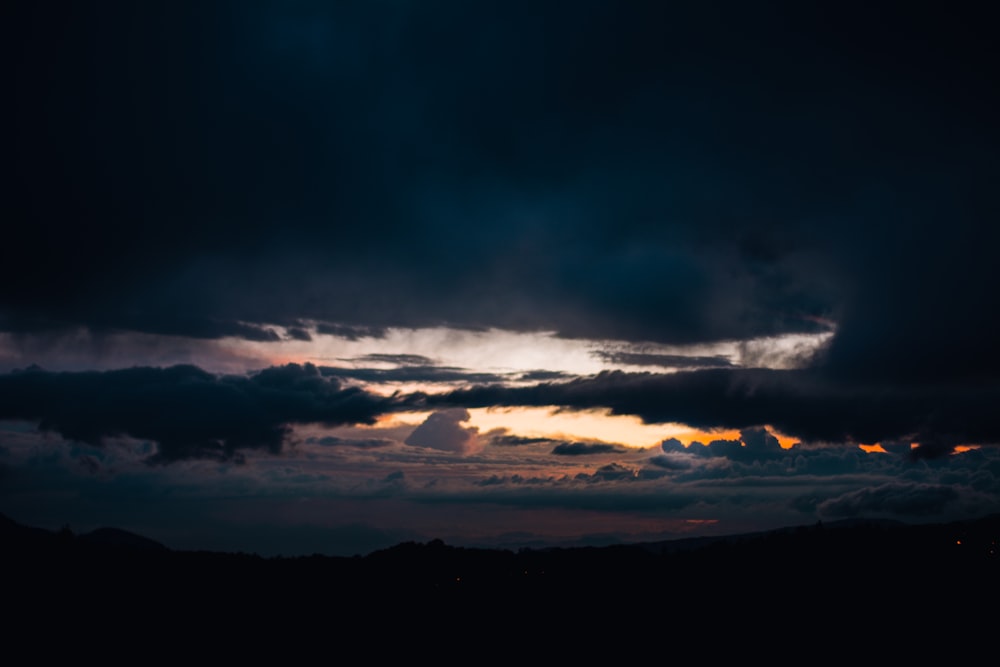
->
[3,513,997,653]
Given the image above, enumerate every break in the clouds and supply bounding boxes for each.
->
[428,368,1000,456]
[3,1,999,556]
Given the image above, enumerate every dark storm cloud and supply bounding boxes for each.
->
[660,427,788,465]
[350,354,437,367]
[6,0,997,370]
[426,369,1000,451]
[304,436,395,449]
[0,363,397,463]
[646,454,693,472]
[483,428,626,454]
[817,483,961,519]
[594,351,733,369]
[314,324,387,341]
[486,433,555,447]
[551,442,623,456]
[518,371,574,382]
[320,365,508,385]
[285,328,313,342]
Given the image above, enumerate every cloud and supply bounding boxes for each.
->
[285,327,313,342]
[475,473,559,487]
[736,333,833,370]
[9,0,996,361]
[320,364,508,386]
[0,363,398,463]
[517,370,574,382]
[817,482,962,519]
[646,454,694,472]
[349,354,437,366]
[482,428,627,456]
[426,368,1000,451]
[304,436,395,449]
[314,323,387,341]
[585,463,638,482]
[670,427,788,465]
[551,442,622,456]
[594,351,733,370]
[0,328,271,375]
[404,409,480,454]
[485,430,554,447]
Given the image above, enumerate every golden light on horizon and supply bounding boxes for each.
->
[859,442,980,454]
[908,442,980,454]
[466,409,802,450]
[351,408,805,452]
[466,407,680,448]
[766,428,799,449]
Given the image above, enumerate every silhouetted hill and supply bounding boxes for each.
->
[631,516,908,555]
[0,511,57,544]
[2,512,995,653]
[3,512,996,587]
[77,526,170,552]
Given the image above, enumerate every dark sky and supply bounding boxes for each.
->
[2,1,998,555]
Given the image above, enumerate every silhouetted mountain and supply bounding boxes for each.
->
[632,516,908,554]
[0,511,58,545]
[2,511,996,579]
[77,526,169,552]
[2,511,996,654]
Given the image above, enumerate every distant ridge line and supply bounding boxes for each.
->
[2,511,995,559]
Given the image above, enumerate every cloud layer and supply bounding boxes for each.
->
[6,2,997,372]
[427,368,1000,456]
[0,363,396,463]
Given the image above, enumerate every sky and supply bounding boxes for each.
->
[3,0,999,557]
